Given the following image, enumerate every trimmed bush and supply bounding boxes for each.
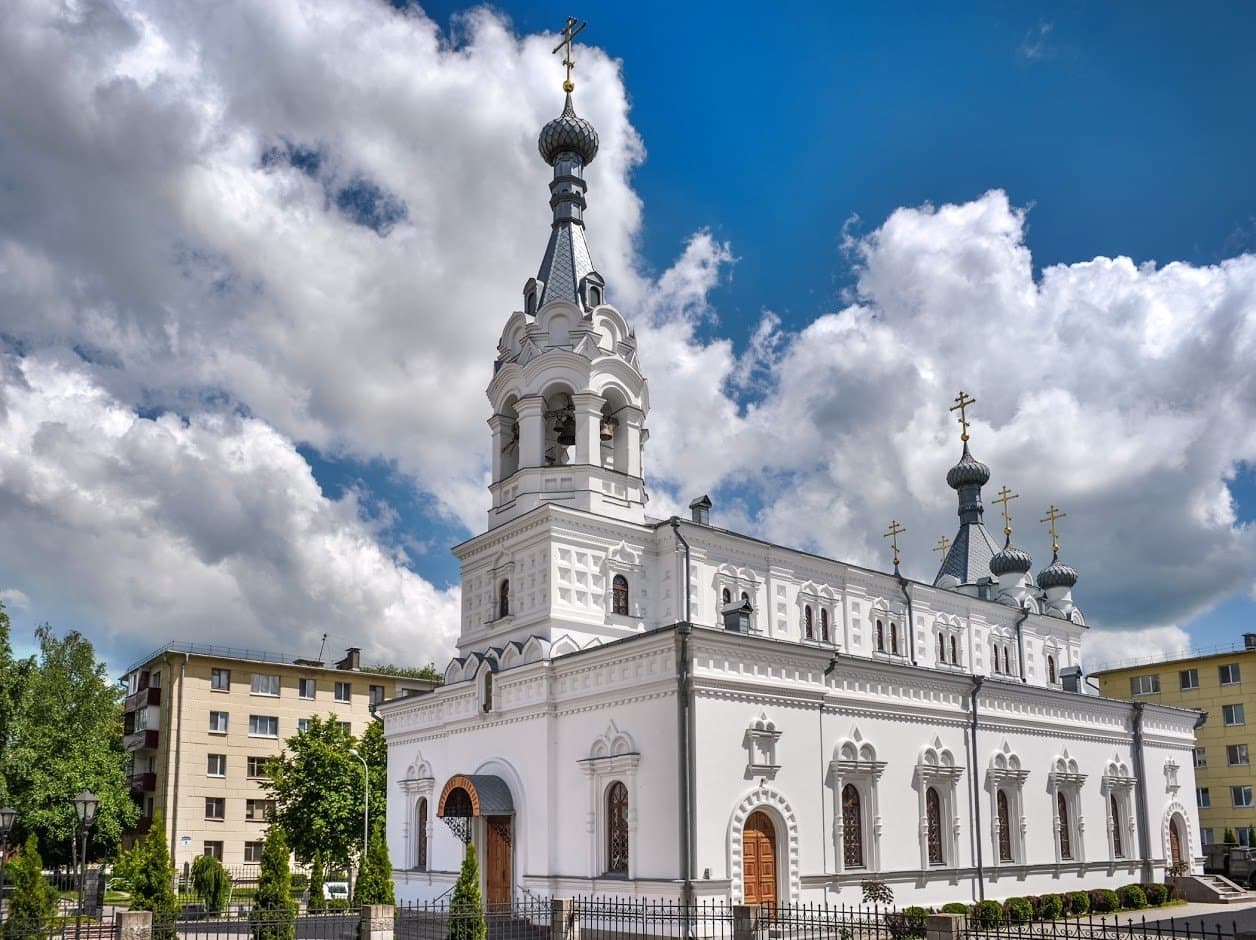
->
[971,900,1003,927]
[1143,883,1169,906]
[1039,894,1064,919]
[1118,885,1147,910]
[1004,898,1033,924]
[1067,891,1090,916]
[888,907,928,939]
[1089,889,1119,914]
[940,903,970,916]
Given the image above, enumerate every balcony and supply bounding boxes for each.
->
[124,729,159,751]
[128,772,157,794]
[124,686,161,712]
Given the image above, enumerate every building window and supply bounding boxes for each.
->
[336,721,351,732]
[612,575,629,616]
[205,797,225,821]
[1194,747,1207,769]
[207,754,226,777]
[950,636,958,665]
[1224,703,1246,726]
[334,681,351,703]
[1130,674,1161,696]
[248,715,279,738]
[937,633,946,662]
[890,623,899,655]
[820,608,830,643]
[1198,787,1211,808]
[926,787,944,865]
[247,756,270,779]
[203,841,223,860]
[416,798,428,871]
[209,710,228,734]
[369,685,385,706]
[245,799,275,822]
[1233,786,1254,808]
[1180,669,1200,690]
[1221,663,1241,685]
[875,620,885,652]
[482,671,493,712]
[1057,792,1073,860]
[1228,744,1249,766]
[1002,646,1011,675]
[244,841,264,863]
[1047,656,1057,684]
[722,587,732,606]
[606,781,629,875]
[250,673,279,696]
[1111,795,1124,858]
[804,605,814,640]
[297,718,311,733]
[842,784,864,868]
[211,668,230,692]
[498,578,510,618]
[1201,828,1215,846]
[298,678,316,700]
[997,790,1013,862]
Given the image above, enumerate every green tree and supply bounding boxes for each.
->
[251,828,296,940]
[448,844,485,940]
[307,852,326,913]
[2,835,58,940]
[361,663,443,683]
[0,603,34,811]
[2,624,136,864]
[353,823,395,906]
[191,854,232,913]
[129,815,178,940]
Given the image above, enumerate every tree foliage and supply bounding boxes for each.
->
[307,852,326,913]
[191,854,232,913]
[448,844,485,940]
[251,827,296,940]
[353,822,395,907]
[2,835,58,940]
[0,620,136,864]
[361,663,443,683]
[127,815,177,940]
[263,716,385,877]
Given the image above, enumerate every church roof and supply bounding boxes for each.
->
[934,518,1000,585]
[536,216,596,308]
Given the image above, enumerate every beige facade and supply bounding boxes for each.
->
[1092,636,1255,849]
[122,643,437,871]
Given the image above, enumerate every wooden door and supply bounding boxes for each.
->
[742,811,777,910]
[1170,818,1183,865]
[485,816,512,912]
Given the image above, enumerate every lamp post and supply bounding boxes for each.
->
[0,805,16,917]
[348,749,369,871]
[72,790,99,940]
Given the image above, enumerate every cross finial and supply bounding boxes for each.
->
[949,390,977,444]
[552,16,588,94]
[992,485,1019,538]
[932,535,951,558]
[883,519,907,569]
[1040,504,1067,556]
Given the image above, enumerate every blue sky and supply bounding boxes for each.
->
[0,0,1253,672]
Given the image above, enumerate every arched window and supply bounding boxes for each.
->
[1003,646,1011,675]
[890,622,899,655]
[875,620,885,652]
[612,575,629,616]
[1057,792,1072,860]
[937,633,946,662]
[842,784,864,868]
[926,787,944,865]
[722,587,732,606]
[498,579,510,618]
[820,609,830,643]
[416,797,428,870]
[950,636,958,665]
[997,790,1012,862]
[1110,794,1123,858]
[804,605,814,640]
[1048,655,1057,684]
[606,781,629,874]
[482,671,493,712]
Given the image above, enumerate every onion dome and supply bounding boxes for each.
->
[946,444,991,490]
[990,538,1032,577]
[538,94,599,166]
[1037,554,1079,589]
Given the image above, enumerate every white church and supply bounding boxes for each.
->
[379,50,1202,909]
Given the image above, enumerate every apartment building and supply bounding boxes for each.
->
[1091,635,1253,848]
[121,642,437,870]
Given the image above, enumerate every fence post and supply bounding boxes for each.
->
[551,898,579,940]
[733,905,761,940]
[115,910,152,940]
[926,914,967,940]
[360,904,395,940]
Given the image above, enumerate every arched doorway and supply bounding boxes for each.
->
[742,811,778,909]
[1170,817,1183,866]
[438,774,516,911]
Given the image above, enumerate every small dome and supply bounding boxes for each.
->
[538,94,599,166]
[946,444,991,490]
[1037,556,1079,589]
[990,541,1032,576]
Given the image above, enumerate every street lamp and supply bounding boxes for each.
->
[0,806,16,917]
[72,790,99,940]
[348,749,369,868]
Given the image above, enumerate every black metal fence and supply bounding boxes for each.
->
[964,913,1237,940]
[395,895,552,940]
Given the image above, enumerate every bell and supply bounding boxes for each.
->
[556,414,576,447]
[599,415,619,442]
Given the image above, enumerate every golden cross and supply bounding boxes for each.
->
[949,390,977,443]
[932,535,951,558]
[883,519,907,568]
[992,485,1019,538]
[552,16,588,94]
[1040,504,1067,555]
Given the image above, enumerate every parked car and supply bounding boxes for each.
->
[324,881,349,902]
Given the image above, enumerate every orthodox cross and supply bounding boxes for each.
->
[1040,504,1067,555]
[932,535,951,558]
[950,390,976,443]
[884,520,907,569]
[992,485,1019,538]
[552,16,588,93]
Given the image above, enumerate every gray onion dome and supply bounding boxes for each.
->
[1037,555,1079,589]
[538,94,599,166]
[946,444,991,490]
[990,539,1032,576]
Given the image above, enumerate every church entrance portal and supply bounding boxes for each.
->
[742,811,778,910]
[437,774,517,908]
[1170,817,1184,866]
[485,816,512,911]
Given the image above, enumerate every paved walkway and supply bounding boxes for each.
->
[1138,899,1256,934]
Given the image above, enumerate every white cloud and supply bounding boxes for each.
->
[1080,626,1193,674]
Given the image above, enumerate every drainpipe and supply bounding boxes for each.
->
[164,652,188,866]
[670,518,695,922]
[1131,703,1153,883]
[969,676,986,901]
[1013,607,1029,684]
[896,575,916,665]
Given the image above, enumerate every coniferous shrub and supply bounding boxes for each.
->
[940,903,970,915]
[307,853,326,913]
[1066,891,1090,916]
[1039,894,1064,919]
[1143,884,1169,906]
[353,823,395,907]
[129,816,178,940]
[1224,828,1238,843]
[1004,898,1033,924]
[449,844,486,940]
[251,828,296,940]
[2,835,58,940]
[1088,888,1119,914]
[971,900,1003,927]
[191,855,232,913]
